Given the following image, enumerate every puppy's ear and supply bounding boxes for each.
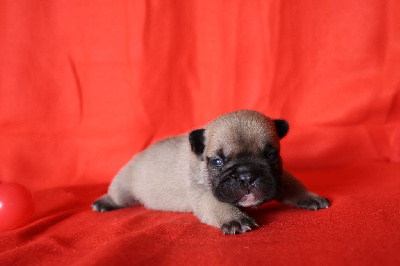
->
[274,119,289,139]
[189,129,205,157]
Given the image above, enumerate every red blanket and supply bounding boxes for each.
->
[1,0,399,265]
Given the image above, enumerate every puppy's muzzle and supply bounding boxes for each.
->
[229,165,262,188]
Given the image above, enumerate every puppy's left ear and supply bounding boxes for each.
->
[274,119,289,139]
[189,129,205,157]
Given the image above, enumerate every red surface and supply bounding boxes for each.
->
[0,0,399,265]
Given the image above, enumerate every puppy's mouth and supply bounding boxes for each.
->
[213,166,281,207]
[236,193,263,207]
[215,185,265,207]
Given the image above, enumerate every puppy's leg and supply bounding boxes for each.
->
[92,191,140,212]
[92,162,141,212]
[278,170,330,210]
[191,186,258,234]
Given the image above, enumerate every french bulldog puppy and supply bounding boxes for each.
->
[92,110,330,234]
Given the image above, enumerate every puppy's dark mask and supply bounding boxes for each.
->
[209,150,283,205]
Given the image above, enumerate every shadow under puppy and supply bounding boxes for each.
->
[92,110,330,234]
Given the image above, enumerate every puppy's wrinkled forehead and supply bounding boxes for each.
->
[205,111,279,157]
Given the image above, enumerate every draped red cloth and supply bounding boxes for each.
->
[1,0,399,265]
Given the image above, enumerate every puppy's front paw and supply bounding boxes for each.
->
[221,216,258,235]
[296,193,330,210]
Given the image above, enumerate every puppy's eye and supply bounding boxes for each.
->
[267,152,279,162]
[210,158,223,167]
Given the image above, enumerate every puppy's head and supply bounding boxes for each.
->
[189,110,289,207]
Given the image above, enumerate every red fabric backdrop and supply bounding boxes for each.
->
[1,0,399,265]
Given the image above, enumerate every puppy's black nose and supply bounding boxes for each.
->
[238,172,253,183]
[234,166,257,185]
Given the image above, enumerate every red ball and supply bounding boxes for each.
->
[0,183,35,230]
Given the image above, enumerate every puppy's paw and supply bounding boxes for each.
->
[296,193,330,211]
[221,216,258,235]
[92,195,119,212]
